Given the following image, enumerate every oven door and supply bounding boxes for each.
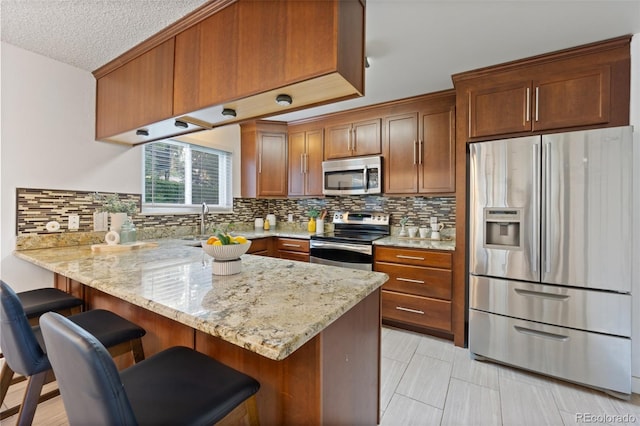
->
[309,240,373,271]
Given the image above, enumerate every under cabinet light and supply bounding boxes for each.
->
[222,108,237,118]
[174,120,188,128]
[136,129,149,136]
[275,94,293,106]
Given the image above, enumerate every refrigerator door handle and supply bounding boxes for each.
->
[514,325,570,342]
[531,142,540,273]
[543,140,551,274]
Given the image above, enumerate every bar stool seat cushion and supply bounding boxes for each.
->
[121,346,260,425]
[17,288,83,319]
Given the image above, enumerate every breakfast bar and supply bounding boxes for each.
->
[14,240,388,424]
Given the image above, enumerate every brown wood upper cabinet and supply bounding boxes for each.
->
[324,119,381,159]
[94,0,366,144]
[458,36,630,140]
[468,65,611,138]
[95,39,191,143]
[384,92,455,194]
[288,127,324,197]
[241,121,288,198]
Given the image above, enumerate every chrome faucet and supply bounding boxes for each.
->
[200,202,209,236]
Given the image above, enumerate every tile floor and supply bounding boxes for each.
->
[3,326,639,425]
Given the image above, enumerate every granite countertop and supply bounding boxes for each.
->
[374,235,456,251]
[14,239,388,361]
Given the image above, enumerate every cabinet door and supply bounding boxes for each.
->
[258,132,288,197]
[304,129,324,196]
[288,131,306,196]
[352,119,382,157]
[533,65,611,131]
[237,1,286,97]
[384,113,418,194]
[468,81,532,138]
[419,107,455,194]
[96,39,175,140]
[173,3,239,115]
[324,123,353,159]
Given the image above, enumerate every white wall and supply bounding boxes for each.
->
[630,33,640,393]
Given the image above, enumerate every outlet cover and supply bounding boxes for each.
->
[68,214,80,230]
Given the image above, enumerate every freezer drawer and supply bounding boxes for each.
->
[469,310,631,396]
[469,275,631,337]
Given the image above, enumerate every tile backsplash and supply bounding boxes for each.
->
[16,188,455,238]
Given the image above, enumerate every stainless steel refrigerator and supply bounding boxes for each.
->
[468,126,633,398]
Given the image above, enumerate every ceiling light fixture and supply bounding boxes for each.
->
[275,94,293,106]
[222,108,237,118]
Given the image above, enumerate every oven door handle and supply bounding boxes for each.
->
[310,240,372,255]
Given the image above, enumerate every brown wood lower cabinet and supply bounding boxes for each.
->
[374,246,453,335]
[247,237,271,256]
[276,237,309,262]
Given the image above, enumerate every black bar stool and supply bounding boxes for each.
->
[0,285,84,418]
[0,280,146,425]
[41,311,261,426]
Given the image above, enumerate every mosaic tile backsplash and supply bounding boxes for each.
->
[16,188,455,239]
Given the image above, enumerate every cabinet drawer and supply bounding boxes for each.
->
[278,251,310,262]
[276,238,309,253]
[376,262,451,300]
[382,290,451,332]
[469,275,631,337]
[247,238,269,255]
[375,246,452,268]
[469,310,631,395]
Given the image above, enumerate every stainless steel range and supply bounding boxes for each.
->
[310,211,390,271]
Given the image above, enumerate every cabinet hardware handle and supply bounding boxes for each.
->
[419,140,423,165]
[396,255,425,261]
[304,153,309,174]
[525,87,530,122]
[514,288,569,301]
[513,325,569,341]
[413,140,417,165]
[258,152,262,174]
[283,243,301,248]
[535,86,540,122]
[300,153,305,174]
[352,129,357,152]
[397,277,425,284]
[396,306,424,315]
[468,92,472,136]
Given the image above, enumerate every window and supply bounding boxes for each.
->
[143,140,232,213]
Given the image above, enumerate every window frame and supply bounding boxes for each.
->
[141,140,233,215]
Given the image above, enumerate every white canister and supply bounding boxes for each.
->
[315,219,325,235]
[266,214,276,228]
[254,218,264,229]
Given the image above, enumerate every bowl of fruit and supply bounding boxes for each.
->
[202,233,251,261]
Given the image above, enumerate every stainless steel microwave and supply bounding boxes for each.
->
[322,155,382,196]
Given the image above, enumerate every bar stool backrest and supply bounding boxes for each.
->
[40,312,138,425]
[0,281,49,376]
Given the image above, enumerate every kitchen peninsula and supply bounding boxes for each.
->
[14,239,388,424]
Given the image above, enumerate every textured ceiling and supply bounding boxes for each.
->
[2,1,640,122]
[0,0,209,71]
